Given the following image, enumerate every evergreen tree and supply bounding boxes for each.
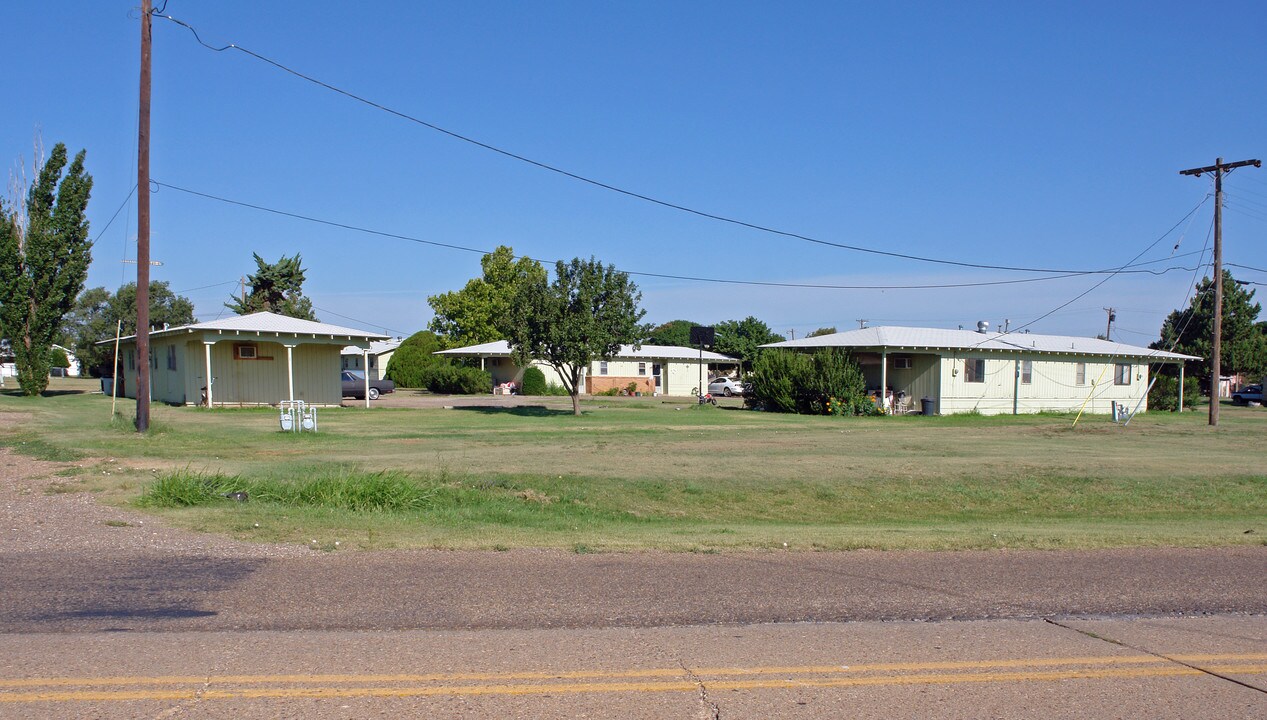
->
[0,143,93,395]
[1153,270,1265,386]
[225,253,316,320]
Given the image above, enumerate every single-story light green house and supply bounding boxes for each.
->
[762,324,1198,415]
[435,340,739,395]
[341,338,403,380]
[105,312,388,407]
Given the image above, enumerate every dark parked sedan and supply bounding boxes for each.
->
[341,370,395,400]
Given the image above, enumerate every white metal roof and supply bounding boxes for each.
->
[762,326,1198,361]
[436,340,737,362]
[105,312,389,344]
[341,339,404,356]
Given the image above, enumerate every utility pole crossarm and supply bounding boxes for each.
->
[1179,159,1261,177]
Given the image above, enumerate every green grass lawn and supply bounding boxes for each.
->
[1,378,1264,552]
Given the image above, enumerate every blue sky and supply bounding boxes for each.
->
[3,1,1265,343]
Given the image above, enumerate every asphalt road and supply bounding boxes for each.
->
[1,615,1263,718]
[3,547,1266,717]
[2,546,1264,634]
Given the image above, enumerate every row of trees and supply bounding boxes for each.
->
[426,249,791,377]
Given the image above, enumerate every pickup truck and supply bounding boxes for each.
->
[341,370,395,400]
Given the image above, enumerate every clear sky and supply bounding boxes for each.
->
[3,1,1265,344]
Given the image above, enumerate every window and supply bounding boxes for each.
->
[600,361,608,375]
[964,358,985,383]
[1076,362,1086,385]
[638,362,646,375]
[1114,363,1131,386]
[235,344,258,360]
[166,345,177,371]
[893,356,912,369]
[1021,360,1032,384]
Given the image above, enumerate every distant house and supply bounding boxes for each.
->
[763,325,1198,415]
[341,339,403,381]
[104,312,387,406]
[435,341,739,395]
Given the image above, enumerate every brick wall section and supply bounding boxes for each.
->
[586,376,656,395]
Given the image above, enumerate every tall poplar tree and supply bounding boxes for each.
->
[0,143,94,395]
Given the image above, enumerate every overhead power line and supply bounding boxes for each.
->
[155,11,1210,276]
[153,180,1210,292]
[91,184,138,243]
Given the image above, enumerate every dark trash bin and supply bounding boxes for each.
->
[100,377,114,395]
[920,397,936,416]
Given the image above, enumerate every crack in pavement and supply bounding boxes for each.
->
[677,659,721,720]
[152,671,213,718]
[1044,618,1267,696]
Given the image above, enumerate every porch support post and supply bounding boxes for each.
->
[880,349,888,414]
[1013,357,1021,415]
[364,349,371,409]
[203,341,214,407]
[285,344,295,402]
[1178,363,1185,413]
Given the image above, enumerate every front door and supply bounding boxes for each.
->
[652,364,662,393]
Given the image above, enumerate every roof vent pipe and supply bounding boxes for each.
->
[976,320,990,334]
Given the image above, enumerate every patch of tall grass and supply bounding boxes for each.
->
[137,467,436,512]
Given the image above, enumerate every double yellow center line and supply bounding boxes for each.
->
[2,653,1263,703]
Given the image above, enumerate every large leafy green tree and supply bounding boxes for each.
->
[1153,270,1266,387]
[428,246,545,348]
[65,281,195,377]
[0,143,93,395]
[507,257,647,415]
[807,326,838,338]
[645,319,699,346]
[714,316,785,371]
[225,253,316,320]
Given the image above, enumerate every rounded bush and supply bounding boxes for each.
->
[521,367,547,395]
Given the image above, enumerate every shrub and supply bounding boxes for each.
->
[47,346,70,369]
[520,367,548,395]
[543,382,570,396]
[747,348,869,414]
[1148,372,1200,412]
[421,363,491,394]
[805,348,867,415]
[747,349,813,413]
[384,331,444,387]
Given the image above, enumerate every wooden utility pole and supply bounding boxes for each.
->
[136,0,152,432]
[1103,307,1115,341]
[1180,157,1261,427]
